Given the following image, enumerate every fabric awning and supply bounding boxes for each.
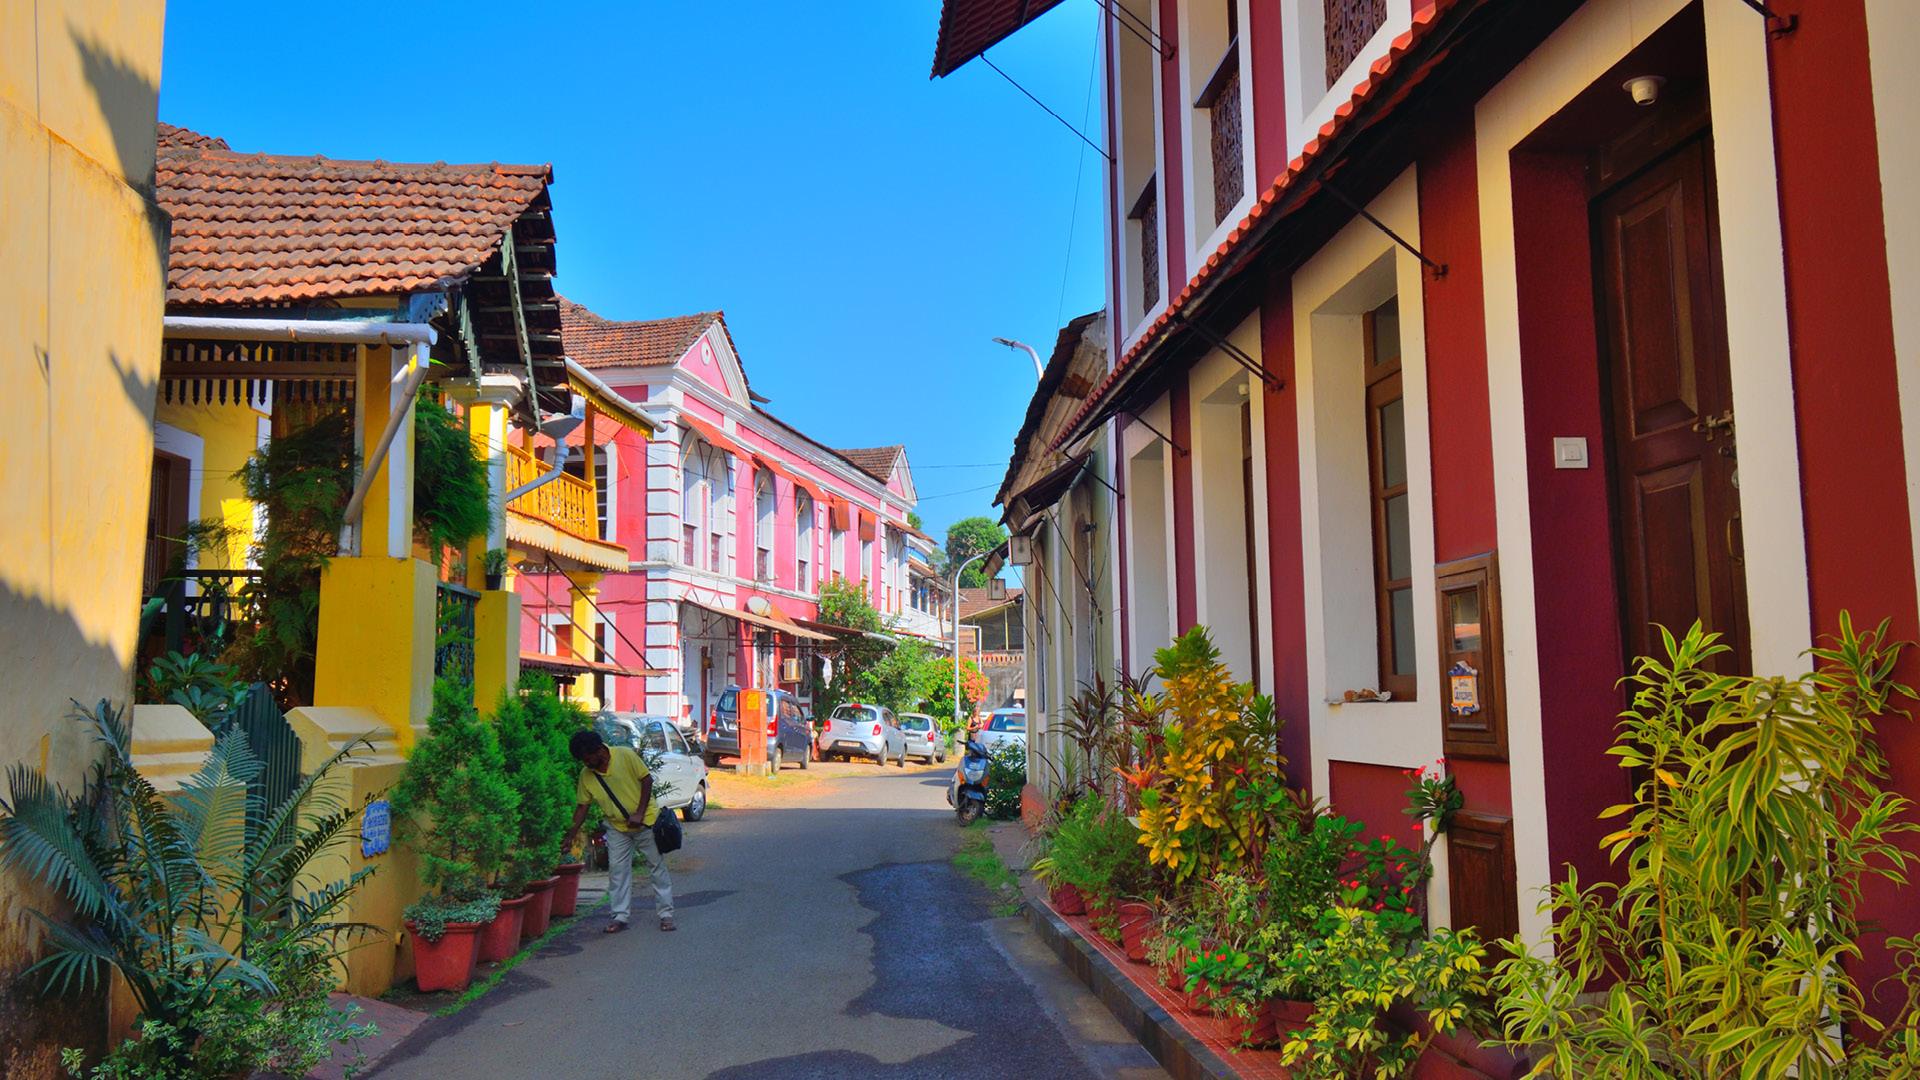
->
[682,598,835,641]
[519,651,661,678]
[930,0,1067,77]
[678,413,749,459]
[754,454,829,506]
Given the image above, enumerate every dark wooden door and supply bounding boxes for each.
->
[1595,136,1749,673]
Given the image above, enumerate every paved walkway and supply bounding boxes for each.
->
[360,766,1164,1080]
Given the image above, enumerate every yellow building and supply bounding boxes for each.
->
[1,2,169,1073]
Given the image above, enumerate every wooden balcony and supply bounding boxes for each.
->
[503,441,628,572]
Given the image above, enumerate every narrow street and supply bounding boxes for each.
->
[363,765,1166,1080]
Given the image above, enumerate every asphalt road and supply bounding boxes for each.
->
[364,763,1166,1080]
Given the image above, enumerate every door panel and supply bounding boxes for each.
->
[1596,136,1749,672]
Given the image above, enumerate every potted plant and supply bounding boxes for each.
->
[477,890,532,962]
[392,679,519,988]
[1028,856,1086,916]
[483,547,509,590]
[402,893,499,992]
[496,676,588,941]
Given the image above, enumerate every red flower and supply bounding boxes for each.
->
[1374,902,1386,912]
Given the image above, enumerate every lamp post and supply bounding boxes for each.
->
[951,548,990,743]
[991,337,1045,380]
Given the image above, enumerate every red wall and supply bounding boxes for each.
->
[1247,0,1289,185]
[1767,0,1920,1013]
[1158,0,1187,289]
[1330,761,1428,853]
[1508,150,1629,894]
[1170,377,1197,630]
[1258,273,1311,788]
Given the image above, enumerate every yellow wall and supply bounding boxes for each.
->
[153,399,268,567]
[0,1,166,1073]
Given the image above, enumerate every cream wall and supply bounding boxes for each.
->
[0,0,167,1072]
[153,399,270,568]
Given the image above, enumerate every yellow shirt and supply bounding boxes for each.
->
[577,746,658,831]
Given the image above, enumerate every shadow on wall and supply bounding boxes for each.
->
[0,582,134,1077]
[69,22,163,189]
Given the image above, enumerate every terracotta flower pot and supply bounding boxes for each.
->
[1084,893,1111,923]
[520,876,559,940]
[550,862,586,917]
[409,920,483,993]
[1115,902,1154,963]
[1186,978,1217,1016]
[478,894,531,963]
[1048,881,1086,916]
[1245,998,1314,1046]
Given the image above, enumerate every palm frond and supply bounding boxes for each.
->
[0,763,118,921]
[178,727,260,886]
[241,735,367,886]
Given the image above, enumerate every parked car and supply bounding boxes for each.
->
[592,712,710,821]
[976,708,1027,754]
[897,712,945,764]
[703,686,813,771]
[817,703,907,766]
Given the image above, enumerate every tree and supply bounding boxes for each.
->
[924,656,989,729]
[945,517,1006,588]
[813,578,891,719]
[907,510,923,532]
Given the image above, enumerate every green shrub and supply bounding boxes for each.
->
[493,676,589,889]
[1043,795,1153,900]
[392,679,517,901]
[1,700,378,1078]
[412,393,491,554]
[985,740,1026,820]
[399,894,501,944]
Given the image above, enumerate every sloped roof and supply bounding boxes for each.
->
[996,311,1104,510]
[930,0,1067,78]
[959,586,1023,621]
[558,297,722,369]
[154,124,554,307]
[835,445,904,482]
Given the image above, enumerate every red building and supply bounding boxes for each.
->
[938,0,1920,1010]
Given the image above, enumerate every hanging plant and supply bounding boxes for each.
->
[412,394,491,556]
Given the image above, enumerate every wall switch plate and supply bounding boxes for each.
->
[1553,436,1589,470]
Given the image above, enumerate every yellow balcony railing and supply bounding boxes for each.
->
[505,442,598,540]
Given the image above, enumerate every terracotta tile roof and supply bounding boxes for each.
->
[155,125,553,306]
[1057,0,1458,447]
[557,297,720,369]
[835,445,904,482]
[930,0,1067,78]
[959,586,1022,620]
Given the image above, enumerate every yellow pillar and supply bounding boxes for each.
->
[354,343,416,560]
[473,590,521,716]
[454,381,524,715]
[313,558,435,749]
[568,572,603,711]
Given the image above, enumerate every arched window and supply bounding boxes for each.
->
[795,489,814,593]
[680,439,705,568]
[707,447,729,575]
[755,471,776,581]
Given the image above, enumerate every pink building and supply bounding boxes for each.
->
[515,298,922,728]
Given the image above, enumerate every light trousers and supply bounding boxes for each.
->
[604,825,674,922]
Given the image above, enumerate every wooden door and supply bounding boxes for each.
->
[1595,136,1749,672]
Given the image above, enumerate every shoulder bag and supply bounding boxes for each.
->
[592,770,684,856]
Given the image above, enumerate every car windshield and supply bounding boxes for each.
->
[988,714,1026,733]
[593,717,636,747]
[899,716,930,731]
[832,705,878,722]
[717,689,738,715]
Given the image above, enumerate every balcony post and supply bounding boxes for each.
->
[451,375,524,715]
[568,572,604,710]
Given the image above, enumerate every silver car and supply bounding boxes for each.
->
[976,708,1027,755]
[897,712,946,764]
[593,713,711,821]
[817,703,908,766]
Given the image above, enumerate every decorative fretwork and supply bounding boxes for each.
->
[506,441,599,542]
[1210,66,1244,225]
[160,338,358,406]
[1325,0,1387,89]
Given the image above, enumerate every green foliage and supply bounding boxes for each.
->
[412,394,491,554]
[391,680,518,900]
[1492,617,1920,1079]
[953,831,1022,917]
[1281,911,1492,1079]
[400,893,501,944]
[944,516,1006,588]
[483,547,509,579]
[813,578,890,719]
[985,740,1027,820]
[140,652,250,728]
[233,408,357,706]
[1043,795,1154,901]
[907,510,923,531]
[925,657,989,735]
[493,676,590,889]
[0,700,378,1076]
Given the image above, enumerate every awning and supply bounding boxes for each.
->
[505,512,629,573]
[828,497,853,532]
[682,598,835,641]
[566,359,658,438]
[930,0,1067,78]
[796,617,898,645]
[1003,451,1089,525]
[678,413,749,459]
[755,454,828,505]
[519,651,662,679]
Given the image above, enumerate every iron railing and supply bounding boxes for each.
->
[435,580,479,686]
[146,569,263,656]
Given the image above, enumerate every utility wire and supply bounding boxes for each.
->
[981,51,1112,163]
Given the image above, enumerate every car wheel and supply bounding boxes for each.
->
[798,745,809,770]
[770,744,783,772]
[703,752,720,768]
[896,745,906,767]
[684,783,707,822]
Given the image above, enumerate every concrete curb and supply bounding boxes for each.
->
[1020,896,1241,1080]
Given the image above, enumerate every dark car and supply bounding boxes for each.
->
[704,686,813,770]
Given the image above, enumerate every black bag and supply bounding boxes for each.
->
[592,770,683,856]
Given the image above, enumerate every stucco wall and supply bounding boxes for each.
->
[0,0,168,1072]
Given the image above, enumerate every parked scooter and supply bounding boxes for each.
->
[947,737,991,824]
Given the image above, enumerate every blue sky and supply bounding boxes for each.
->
[158,1,1106,545]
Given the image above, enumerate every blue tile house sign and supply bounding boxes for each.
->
[361,798,391,858]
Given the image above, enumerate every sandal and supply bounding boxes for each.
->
[659,916,676,932]
[605,920,629,934]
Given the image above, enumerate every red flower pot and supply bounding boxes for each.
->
[478,894,531,963]
[1048,882,1086,916]
[1246,998,1315,1046]
[1115,902,1154,963]
[551,862,586,917]
[408,920,483,993]
[1084,894,1110,923]
[520,876,559,940]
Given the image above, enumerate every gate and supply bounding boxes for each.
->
[222,682,302,813]
[436,581,478,687]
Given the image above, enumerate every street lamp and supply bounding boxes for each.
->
[951,548,990,741]
[991,337,1045,380]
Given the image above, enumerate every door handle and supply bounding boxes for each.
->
[1726,512,1744,563]
[1693,409,1735,441]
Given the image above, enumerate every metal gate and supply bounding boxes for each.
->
[221,682,302,813]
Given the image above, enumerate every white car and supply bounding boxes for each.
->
[593,713,710,821]
[976,708,1027,755]
[817,703,908,766]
